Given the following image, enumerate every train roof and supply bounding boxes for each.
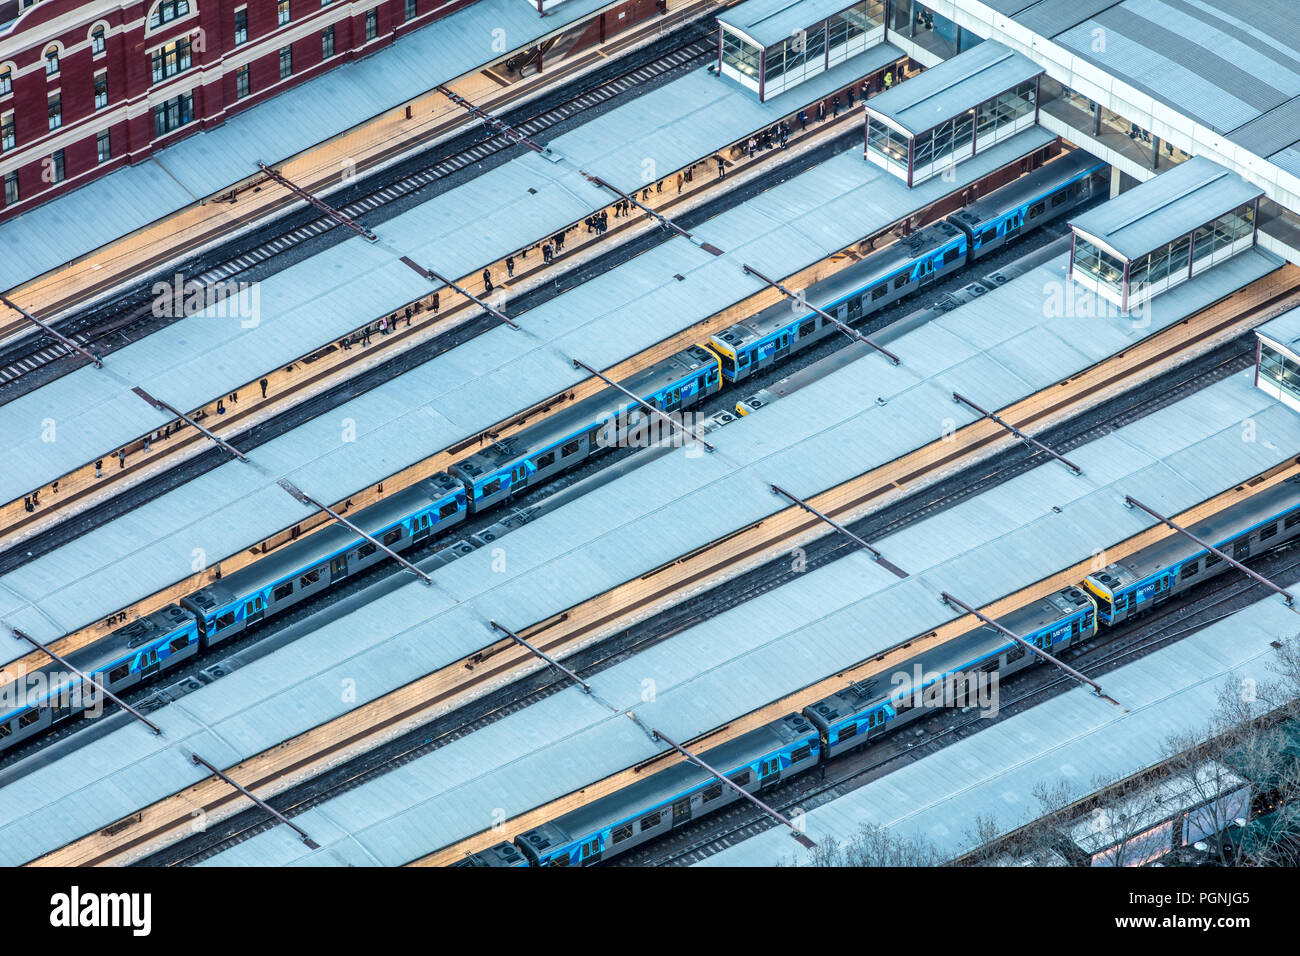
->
[110,367,1300,869]
[700,594,1293,867]
[948,149,1102,232]
[453,347,717,477]
[0,95,1040,667]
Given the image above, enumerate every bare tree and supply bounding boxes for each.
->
[804,822,948,866]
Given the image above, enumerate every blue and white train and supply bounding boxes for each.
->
[0,150,1106,757]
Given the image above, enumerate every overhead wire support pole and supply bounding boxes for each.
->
[571,357,715,453]
[580,171,726,256]
[938,592,1120,705]
[652,728,817,849]
[0,293,103,369]
[770,484,908,579]
[489,620,590,693]
[132,386,249,462]
[741,264,901,366]
[190,753,319,849]
[5,624,163,736]
[255,162,378,242]
[436,86,550,155]
[276,479,433,585]
[1123,495,1295,606]
[952,392,1082,476]
[400,257,520,330]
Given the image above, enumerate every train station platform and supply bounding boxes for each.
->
[0,229,1285,865]
[700,592,1296,866]
[0,119,1035,670]
[1069,156,1263,312]
[0,0,720,316]
[864,39,1040,186]
[174,370,1300,866]
[0,44,906,520]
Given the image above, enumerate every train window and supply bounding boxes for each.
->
[981,226,997,245]
[893,696,913,715]
[1261,523,1278,541]
[612,823,634,844]
[1286,512,1300,529]
[848,294,863,315]
[729,770,751,787]
[720,353,736,373]
[108,663,130,684]
[274,582,293,601]
[790,745,811,762]
[18,710,39,728]
[1180,561,1199,580]
[549,854,570,868]
[358,543,377,558]
[581,838,600,858]
[300,569,321,587]
[536,451,556,470]
[0,721,10,737]
[215,611,236,630]
[383,528,402,545]
[1006,644,1025,664]
[702,782,724,803]
[892,273,908,291]
[561,439,581,457]
[1205,553,1221,568]
[942,247,960,265]
[438,502,458,519]
[481,479,501,497]
[169,634,190,653]
[837,722,858,741]
[739,351,751,368]
[798,319,815,337]
[871,284,888,301]
[640,811,662,830]
[696,374,705,392]
[1027,201,1045,219]
[980,656,999,673]
[1051,191,1069,207]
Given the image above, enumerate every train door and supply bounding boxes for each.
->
[917,256,935,287]
[139,649,161,681]
[579,837,602,865]
[1234,538,1251,561]
[244,594,265,626]
[759,755,781,787]
[331,554,349,582]
[672,797,692,826]
[777,331,791,356]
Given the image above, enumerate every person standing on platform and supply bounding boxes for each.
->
[506,255,515,277]
[716,156,726,180]
[817,100,827,122]
[260,376,269,397]
[483,268,493,293]
[798,109,808,131]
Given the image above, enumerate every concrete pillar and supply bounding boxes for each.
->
[1110,166,1122,199]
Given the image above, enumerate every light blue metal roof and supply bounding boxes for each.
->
[1069,156,1264,261]
[1048,0,1300,140]
[185,369,1300,867]
[863,40,1041,135]
[717,0,866,49]
[0,256,1287,862]
[700,593,1298,866]
[0,86,1023,670]
[0,0,617,293]
[0,46,905,508]
[1255,303,1300,354]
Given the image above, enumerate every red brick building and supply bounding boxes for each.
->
[0,0,477,222]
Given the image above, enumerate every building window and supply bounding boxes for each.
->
[1,113,12,152]
[279,46,293,80]
[92,26,106,55]
[366,9,378,41]
[150,1,191,29]
[4,172,17,206]
[153,90,194,137]
[236,64,250,99]
[49,149,65,184]
[278,1,291,25]
[234,9,248,46]
[45,47,60,76]
[0,68,10,96]
[48,93,61,130]
[95,72,108,109]
[322,25,335,59]
[405,0,417,19]
[97,130,111,163]
[152,37,193,83]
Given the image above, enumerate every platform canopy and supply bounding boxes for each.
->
[1069,156,1264,311]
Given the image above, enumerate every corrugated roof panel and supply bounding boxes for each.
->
[718,0,875,48]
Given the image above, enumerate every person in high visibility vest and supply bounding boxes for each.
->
[883,70,893,89]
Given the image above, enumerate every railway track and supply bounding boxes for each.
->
[0,31,715,394]
[107,334,1263,866]
[634,544,1300,867]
